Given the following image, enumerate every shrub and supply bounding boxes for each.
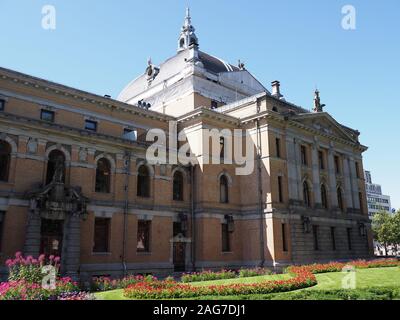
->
[181,270,236,283]
[91,274,157,291]
[238,268,272,278]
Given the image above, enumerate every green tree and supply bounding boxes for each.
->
[372,210,400,256]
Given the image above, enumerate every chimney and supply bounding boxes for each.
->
[271,80,283,99]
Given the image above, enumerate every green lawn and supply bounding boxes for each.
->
[94,267,400,300]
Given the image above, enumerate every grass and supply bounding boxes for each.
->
[94,267,400,300]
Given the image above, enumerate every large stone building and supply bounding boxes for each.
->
[0,10,373,281]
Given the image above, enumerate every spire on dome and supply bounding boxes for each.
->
[177,7,199,52]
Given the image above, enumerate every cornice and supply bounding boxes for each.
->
[0,67,176,123]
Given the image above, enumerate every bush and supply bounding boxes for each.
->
[181,270,236,283]
[91,275,157,292]
[238,268,272,278]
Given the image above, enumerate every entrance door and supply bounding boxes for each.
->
[40,219,64,257]
[173,242,186,272]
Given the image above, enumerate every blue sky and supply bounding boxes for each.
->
[1,0,399,208]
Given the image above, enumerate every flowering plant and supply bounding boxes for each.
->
[6,252,60,284]
[91,274,157,291]
[181,269,236,283]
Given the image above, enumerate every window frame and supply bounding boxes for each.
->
[40,109,55,122]
[0,141,11,182]
[278,176,283,203]
[93,217,110,253]
[0,99,5,111]
[137,220,151,253]
[331,227,336,251]
[219,175,229,204]
[282,223,288,252]
[300,145,307,166]
[275,138,281,158]
[85,119,98,132]
[137,165,150,198]
[347,228,352,250]
[172,171,184,201]
[0,211,5,252]
[221,223,231,252]
[95,158,111,193]
[312,225,319,251]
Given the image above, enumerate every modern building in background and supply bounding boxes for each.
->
[364,170,392,217]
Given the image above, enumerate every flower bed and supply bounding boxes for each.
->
[91,275,158,292]
[123,259,400,299]
[180,268,271,283]
[0,252,92,300]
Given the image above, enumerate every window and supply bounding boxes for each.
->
[85,120,97,132]
[123,128,137,141]
[334,156,340,174]
[95,158,111,193]
[220,175,229,203]
[0,141,11,182]
[173,171,184,201]
[359,192,364,214]
[321,184,328,209]
[303,181,311,207]
[337,188,344,211]
[282,223,288,252]
[276,138,281,158]
[331,227,336,251]
[220,137,225,160]
[0,99,6,111]
[313,225,319,250]
[347,228,352,250]
[318,151,324,170]
[211,100,218,109]
[355,162,360,178]
[0,211,5,252]
[300,145,307,166]
[46,150,65,184]
[278,176,283,203]
[41,109,55,122]
[272,106,278,112]
[221,223,230,252]
[137,220,151,252]
[137,165,150,197]
[93,218,110,253]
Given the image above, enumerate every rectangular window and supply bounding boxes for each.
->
[301,145,307,166]
[40,109,55,122]
[331,227,336,251]
[359,192,364,214]
[137,220,151,252]
[123,128,137,141]
[282,223,288,252]
[347,228,352,250]
[318,151,324,170]
[334,156,340,174]
[85,119,97,132]
[278,176,283,203]
[276,138,281,158]
[313,225,319,250]
[220,137,225,160]
[355,162,360,178]
[0,99,5,111]
[0,211,5,252]
[93,218,110,253]
[221,223,230,252]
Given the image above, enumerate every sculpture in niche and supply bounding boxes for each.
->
[78,148,88,162]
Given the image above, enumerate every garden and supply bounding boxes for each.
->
[1,252,399,300]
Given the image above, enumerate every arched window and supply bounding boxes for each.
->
[95,158,111,193]
[46,150,66,184]
[337,187,344,211]
[220,175,229,204]
[303,181,311,207]
[321,184,328,209]
[137,165,150,198]
[173,171,184,201]
[0,141,11,182]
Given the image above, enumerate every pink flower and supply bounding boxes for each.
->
[15,251,22,259]
[49,255,55,261]
[54,257,60,263]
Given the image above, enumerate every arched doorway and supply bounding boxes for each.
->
[40,219,64,257]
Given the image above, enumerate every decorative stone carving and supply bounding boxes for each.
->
[78,148,88,162]
[27,138,38,154]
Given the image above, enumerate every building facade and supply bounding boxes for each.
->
[364,170,392,217]
[0,10,373,282]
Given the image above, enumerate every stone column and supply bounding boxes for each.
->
[349,157,360,210]
[327,149,338,208]
[311,144,321,205]
[24,210,41,257]
[62,213,81,281]
[343,156,354,210]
